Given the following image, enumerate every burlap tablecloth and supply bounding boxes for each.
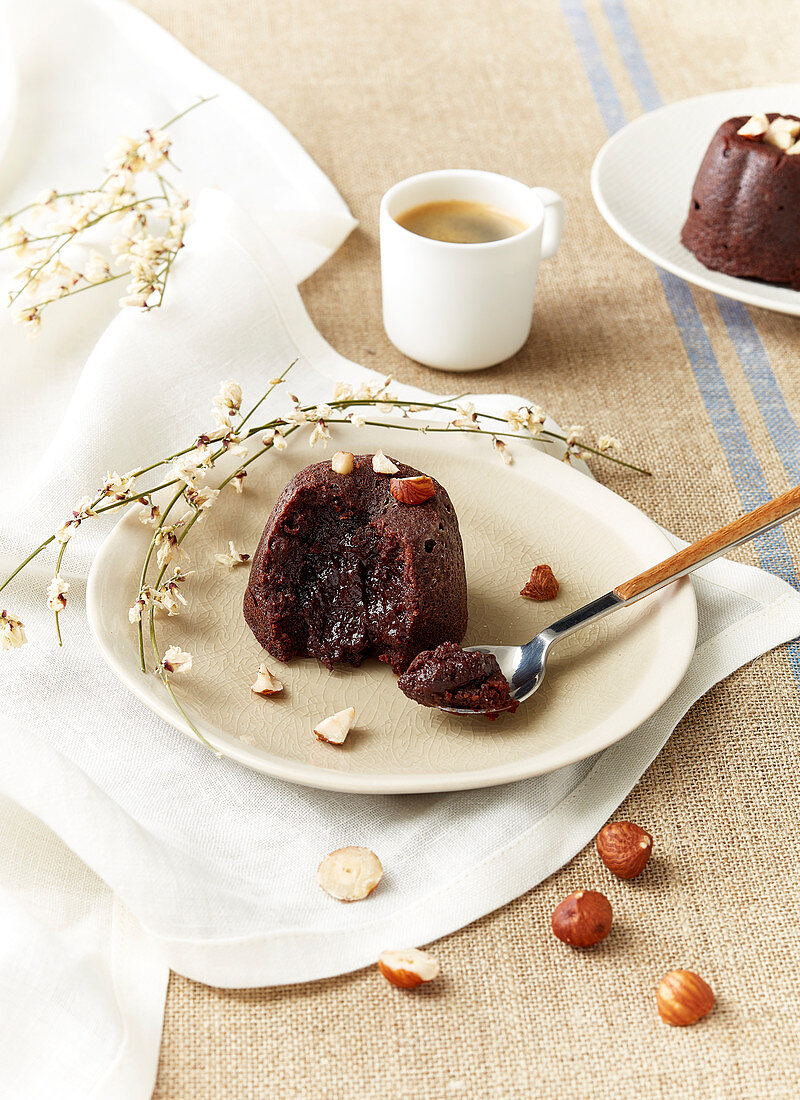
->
[127,0,800,1095]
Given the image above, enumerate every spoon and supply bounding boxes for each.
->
[443,483,800,715]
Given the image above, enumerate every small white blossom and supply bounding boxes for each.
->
[139,128,172,169]
[83,252,112,284]
[504,409,527,432]
[262,427,288,451]
[13,306,42,338]
[57,497,96,541]
[154,569,194,616]
[128,588,153,624]
[2,225,28,248]
[309,419,331,448]
[215,541,251,569]
[349,414,366,429]
[185,486,219,514]
[232,471,247,494]
[525,406,546,434]
[159,645,192,674]
[492,437,513,465]
[137,500,161,526]
[155,527,189,570]
[119,291,150,309]
[102,469,138,499]
[35,188,58,207]
[46,574,70,613]
[335,378,394,403]
[173,455,205,487]
[211,407,235,433]
[0,610,27,650]
[598,435,621,453]
[107,135,145,174]
[192,443,215,468]
[565,425,585,448]
[213,379,242,417]
[283,408,315,427]
[165,200,190,228]
[74,498,96,520]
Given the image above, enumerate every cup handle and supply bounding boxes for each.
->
[531,187,564,260]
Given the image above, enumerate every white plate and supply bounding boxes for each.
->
[591,85,800,315]
[87,421,697,794]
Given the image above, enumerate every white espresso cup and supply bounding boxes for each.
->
[380,169,564,371]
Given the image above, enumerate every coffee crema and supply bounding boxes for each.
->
[394,199,527,244]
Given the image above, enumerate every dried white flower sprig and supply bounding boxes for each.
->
[1,97,214,335]
[0,360,644,754]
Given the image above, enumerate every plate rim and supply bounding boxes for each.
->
[591,83,800,317]
[86,423,698,794]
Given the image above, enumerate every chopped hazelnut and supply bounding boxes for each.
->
[251,662,283,696]
[332,450,354,475]
[378,948,440,988]
[372,451,399,475]
[736,113,769,139]
[314,706,356,745]
[316,846,383,901]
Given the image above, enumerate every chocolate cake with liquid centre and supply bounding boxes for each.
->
[243,454,468,673]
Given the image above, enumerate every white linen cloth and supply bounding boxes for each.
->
[3,2,800,1097]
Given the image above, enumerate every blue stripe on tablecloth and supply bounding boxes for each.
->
[597,0,800,591]
[558,0,800,601]
[715,297,800,489]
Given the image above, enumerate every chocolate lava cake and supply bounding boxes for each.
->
[243,455,468,673]
[398,641,517,714]
[681,114,800,290]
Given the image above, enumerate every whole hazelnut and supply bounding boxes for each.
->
[521,563,559,601]
[596,821,653,879]
[551,889,612,947]
[656,969,715,1027]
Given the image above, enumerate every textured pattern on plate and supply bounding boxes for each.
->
[89,423,694,790]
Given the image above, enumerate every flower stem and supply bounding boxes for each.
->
[158,95,218,131]
[53,541,67,646]
[149,608,220,756]
[137,486,186,671]
[237,360,298,434]
[0,535,55,595]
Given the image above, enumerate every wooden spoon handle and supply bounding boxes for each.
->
[614,484,800,602]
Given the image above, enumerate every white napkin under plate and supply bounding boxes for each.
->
[3,3,800,1098]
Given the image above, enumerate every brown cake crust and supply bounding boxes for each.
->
[243,454,468,673]
[680,114,800,290]
[397,641,517,714]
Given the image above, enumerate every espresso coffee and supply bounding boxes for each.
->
[395,199,527,244]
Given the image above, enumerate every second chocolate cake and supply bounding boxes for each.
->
[681,113,800,290]
[243,454,468,673]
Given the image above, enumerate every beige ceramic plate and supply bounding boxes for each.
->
[87,421,697,793]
